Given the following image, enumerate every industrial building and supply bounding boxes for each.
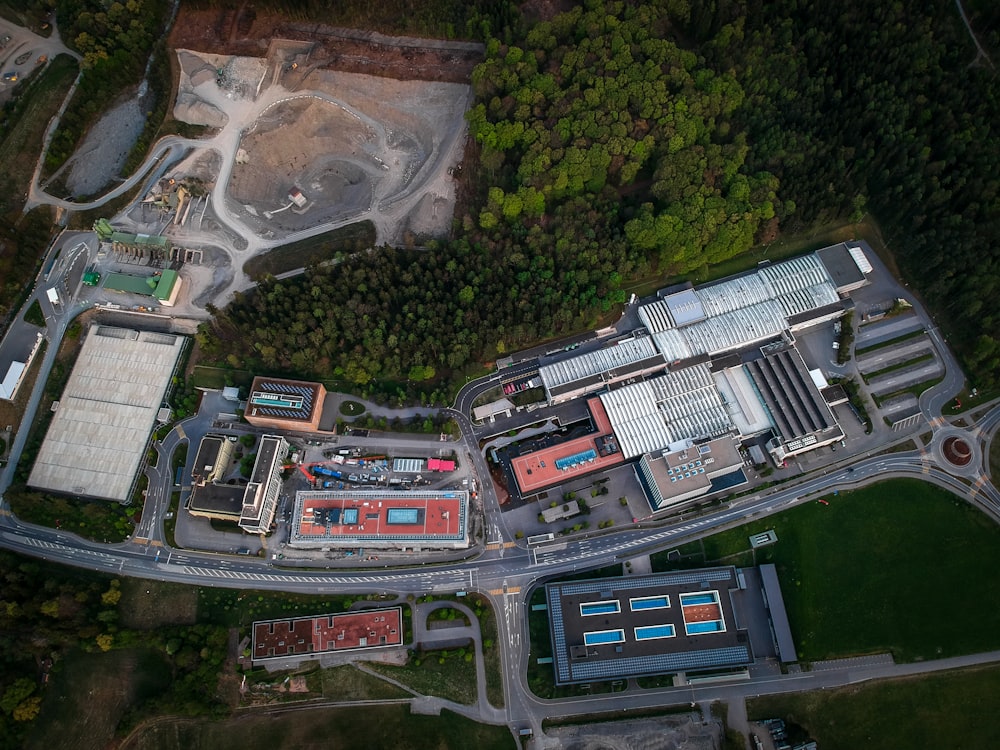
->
[103,270,182,307]
[545,568,752,685]
[252,606,402,664]
[744,344,845,461]
[538,336,668,405]
[512,245,871,483]
[509,398,624,496]
[28,326,185,502]
[0,331,43,402]
[288,489,469,550]
[191,434,235,485]
[635,435,747,511]
[244,376,326,432]
[187,434,289,535]
[599,363,733,460]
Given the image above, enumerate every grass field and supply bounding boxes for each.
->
[242,220,376,279]
[124,705,513,750]
[197,588,370,628]
[748,665,1000,750]
[317,664,412,701]
[190,365,255,390]
[340,399,366,416]
[120,578,198,629]
[366,648,478,705]
[26,649,170,750]
[467,593,505,708]
[651,479,1000,663]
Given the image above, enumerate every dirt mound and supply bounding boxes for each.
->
[169,6,483,83]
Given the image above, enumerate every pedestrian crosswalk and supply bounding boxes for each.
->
[485,541,517,550]
[487,585,521,596]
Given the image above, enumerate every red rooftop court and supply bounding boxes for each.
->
[510,397,624,495]
[252,607,403,664]
[288,489,470,550]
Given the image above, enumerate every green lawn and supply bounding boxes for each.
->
[127,706,513,750]
[317,664,412,701]
[340,399,366,416]
[365,648,478,705]
[748,665,1000,750]
[651,479,1000,663]
[25,649,170,750]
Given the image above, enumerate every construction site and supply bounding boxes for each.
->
[70,32,476,317]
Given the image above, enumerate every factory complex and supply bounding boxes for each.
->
[504,243,872,511]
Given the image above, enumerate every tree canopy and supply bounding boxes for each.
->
[205,0,779,392]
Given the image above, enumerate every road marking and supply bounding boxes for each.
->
[486,541,517,550]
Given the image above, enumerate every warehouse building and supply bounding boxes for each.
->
[103,269,182,307]
[538,336,667,405]
[545,568,752,685]
[743,344,844,462]
[28,326,184,503]
[638,253,852,363]
[599,364,734,460]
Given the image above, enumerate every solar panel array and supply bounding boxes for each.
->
[566,645,751,682]
[253,381,315,418]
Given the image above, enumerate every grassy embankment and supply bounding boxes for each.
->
[650,479,1000,663]
[748,665,1000,750]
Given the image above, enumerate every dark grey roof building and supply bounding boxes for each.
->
[545,567,752,685]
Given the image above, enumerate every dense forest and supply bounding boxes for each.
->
[206,0,1000,392]
[0,552,228,747]
[684,0,1000,385]
[202,1,781,391]
[184,0,518,41]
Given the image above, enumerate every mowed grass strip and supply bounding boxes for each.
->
[655,479,1000,663]
[748,664,1000,750]
[319,664,412,701]
[127,705,513,750]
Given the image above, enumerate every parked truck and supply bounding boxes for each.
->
[312,466,342,479]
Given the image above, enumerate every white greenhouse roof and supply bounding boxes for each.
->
[639,253,838,358]
[600,364,734,458]
[539,336,661,390]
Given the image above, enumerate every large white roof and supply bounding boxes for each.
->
[0,361,25,400]
[600,364,734,458]
[539,336,661,390]
[29,326,184,502]
[639,254,838,357]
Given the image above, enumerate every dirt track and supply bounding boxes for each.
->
[169,6,483,83]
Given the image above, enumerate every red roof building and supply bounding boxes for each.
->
[252,607,403,663]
